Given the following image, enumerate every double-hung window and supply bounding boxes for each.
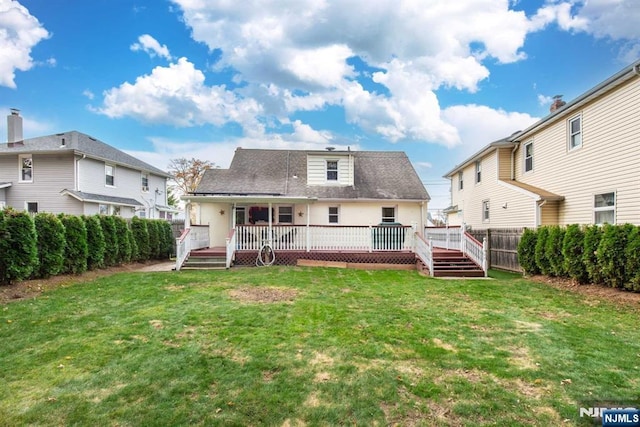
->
[594,192,615,225]
[458,171,464,190]
[328,206,339,224]
[381,207,396,223]
[475,161,482,183]
[141,173,149,192]
[569,115,582,150]
[19,154,33,182]
[482,200,490,222]
[524,142,533,172]
[278,206,293,223]
[105,164,115,186]
[326,160,338,181]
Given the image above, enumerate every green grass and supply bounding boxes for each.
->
[1,267,639,426]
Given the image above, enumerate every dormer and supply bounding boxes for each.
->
[306,150,354,186]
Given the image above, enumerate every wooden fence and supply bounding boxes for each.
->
[467,228,524,272]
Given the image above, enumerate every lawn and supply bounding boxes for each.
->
[1,267,639,426]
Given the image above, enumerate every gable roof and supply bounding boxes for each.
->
[442,137,515,178]
[196,148,430,201]
[0,131,171,178]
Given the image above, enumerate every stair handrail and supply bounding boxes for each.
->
[414,232,434,277]
[461,231,488,277]
[175,228,191,271]
[226,228,236,269]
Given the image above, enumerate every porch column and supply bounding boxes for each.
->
[268,202,273,244]
[232,203,237,230]
[184,200,191,229]
[306,203,310,252]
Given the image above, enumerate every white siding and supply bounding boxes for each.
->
[515,77,640,225]
[306,154,354,185]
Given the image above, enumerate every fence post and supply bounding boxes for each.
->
[482,237,488,277]
[429,240,434,277]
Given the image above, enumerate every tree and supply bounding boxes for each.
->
[168,157,215,195]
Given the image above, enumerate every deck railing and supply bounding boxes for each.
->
[235,225,414,252]
[461,231,488,277]
[175,225,210,271]
[424,226,462,250]
[414,233,434,277]
[225,229,236,269]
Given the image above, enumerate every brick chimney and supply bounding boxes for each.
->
[7,108,23,143]
[550,95,566,113]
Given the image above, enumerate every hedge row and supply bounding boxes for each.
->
[517,223,640,291]
[0,209,173,285]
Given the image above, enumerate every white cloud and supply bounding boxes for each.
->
[97,57,263,131]
[0,0,50,88]
[83,89,95,100]
[130,34,172,60]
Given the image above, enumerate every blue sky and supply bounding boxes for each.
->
[1,0,639,212]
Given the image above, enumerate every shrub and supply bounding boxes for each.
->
[0,209,38,285]
[98,215,118,267]
[114,217,132,264]
[147,220,160,259]
[545,225,566,277]
[131,217,150,261]
[625,226,640,291]
[597,223,634,289]
[83,215,106,270]
[60,215,88,275]
[34,213,65,278]
[517,228,539,275]
[562,224,588,284]
[159,221,174,258]
[582,225,604,285]
[534,226,551,275]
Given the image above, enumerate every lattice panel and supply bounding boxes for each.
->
[234,251,416,266]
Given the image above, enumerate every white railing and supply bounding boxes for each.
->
[414,233,434,276]
[461,231,488,277]
[425,226,462,250]
[226,229,236,268]
[175,229,191,271]
[190,225,210,250]
[235,225,414,252]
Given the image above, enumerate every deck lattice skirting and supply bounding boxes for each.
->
[233,250,417,266]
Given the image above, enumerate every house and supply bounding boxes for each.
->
[0,110,176,219]
[444,59,640,229]
[174,147,463,270]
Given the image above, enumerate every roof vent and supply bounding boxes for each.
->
[550,95,566,113]
[326,146,335,151]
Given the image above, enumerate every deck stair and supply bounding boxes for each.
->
[182,247,227,270]
[432,249,484,277]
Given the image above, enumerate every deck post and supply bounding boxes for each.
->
[306,204,310,252]
[482,237,488,277]
[268,202,273,245]
[368,225,373,252]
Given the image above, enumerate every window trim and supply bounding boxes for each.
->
[328,206,339,224]
[141,173,149,192]
[475,161,482,184]
[381,206,396,223]
[524,141,533,173]
[326,160,338,182]
[482,200,490,223]
[105,163,116,187]
[593,191,615,225]
[278,205,293,224]
[19,154,33,183]
[26,201,38,214]
[568,114,582,151]
[458,171,464,190]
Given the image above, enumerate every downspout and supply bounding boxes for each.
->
[510,142,520,180]
[75,154,86,190]
[536,199,547,228]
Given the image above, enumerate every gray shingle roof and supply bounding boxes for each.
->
[0,131,171,178]
[61,189,144,207]
[196,148,430,201]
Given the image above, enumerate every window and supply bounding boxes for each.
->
[569,115,582,150]
[328,206,339,224]
[381,207,396,223]
[326,160,338,181]
[105,164,115,186]
[482,200,490,222]
[141,173,149,192]
[475,161,481,183]
[524,142,533,172]
[99,204,108,215]
[278,206,293,223]
[138,210,146,219]
[19,155,33,182]
[458,171,464,190]
[594,192,615,225]
[26,202,38,214]
[112,206,121,216]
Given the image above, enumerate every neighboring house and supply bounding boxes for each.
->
[0,110,176,219]
[184,147,430,248]
[444,59,640,229]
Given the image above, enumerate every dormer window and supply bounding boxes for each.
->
[326,160,338,181]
